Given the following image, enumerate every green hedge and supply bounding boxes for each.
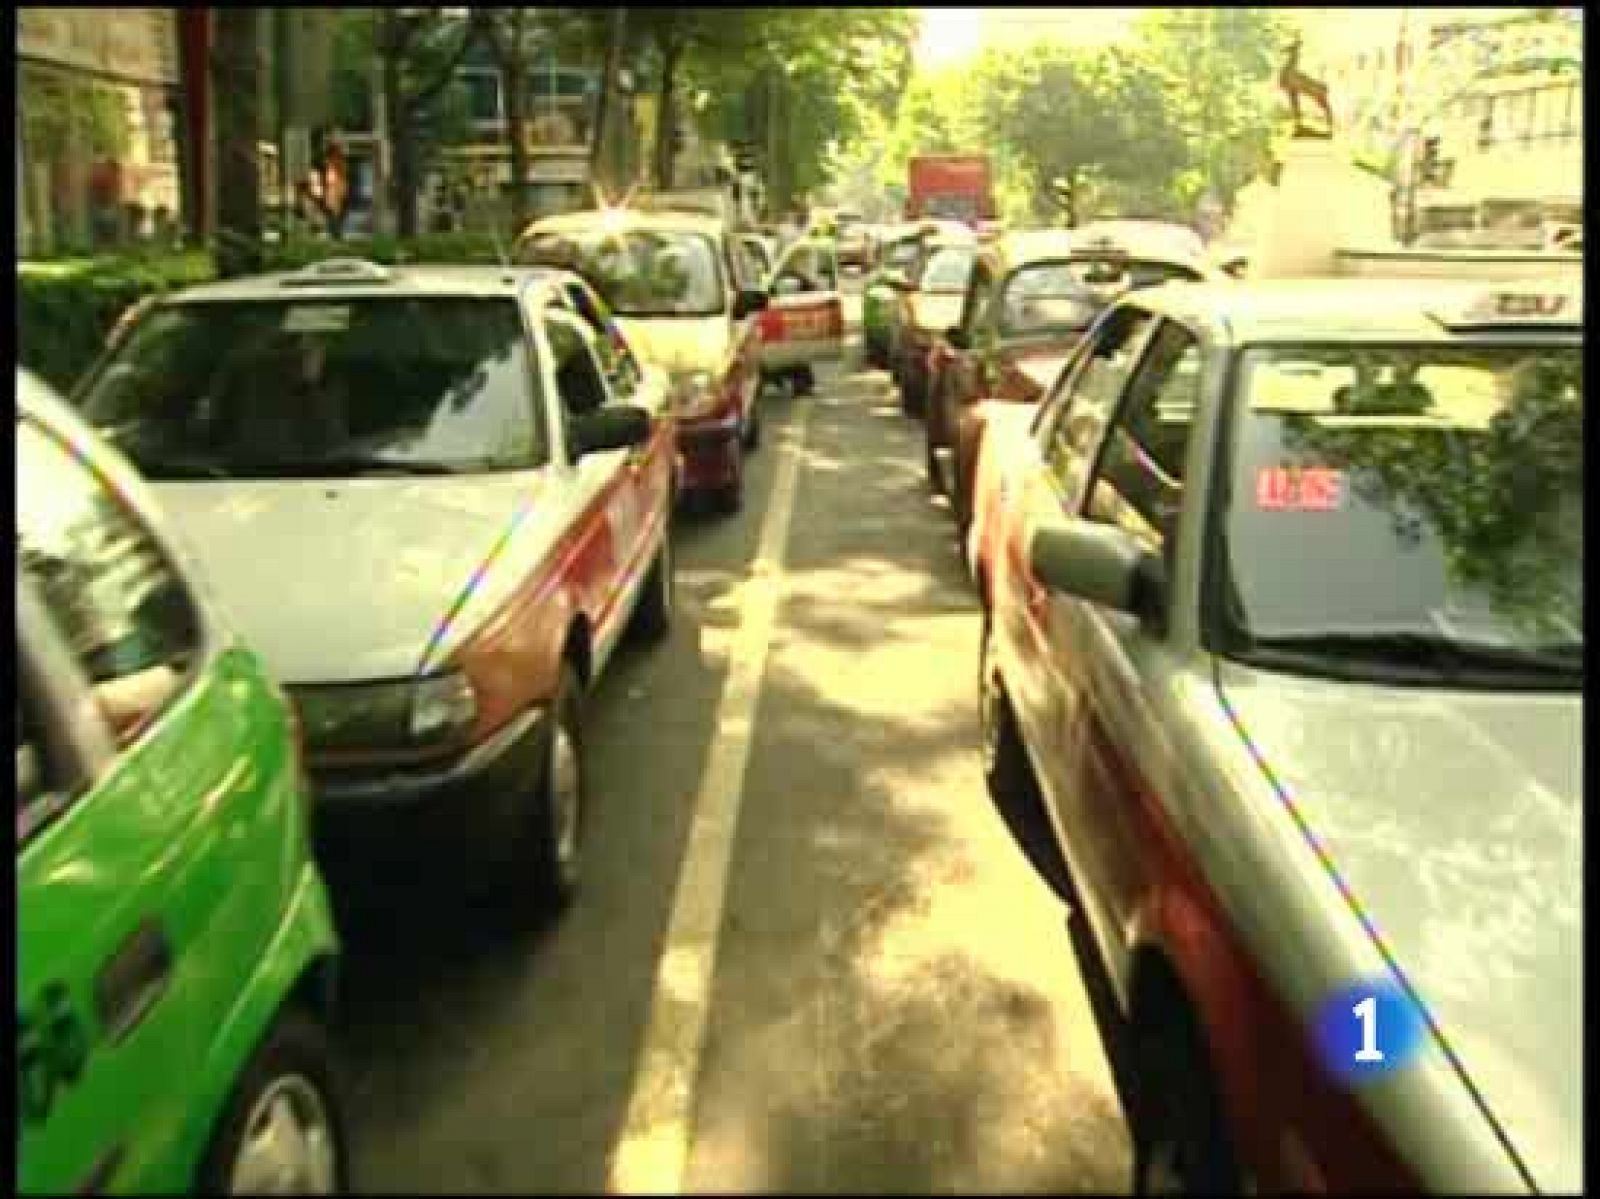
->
[18,234,507,393]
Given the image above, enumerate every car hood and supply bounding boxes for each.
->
[154,476,540,683]
[1217,661,1581,1191]
[614,316,730,375]
[910,293,964,332]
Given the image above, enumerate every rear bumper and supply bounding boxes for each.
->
[762,336,843,372]
[312,706,550,876]
[677,414,742,491]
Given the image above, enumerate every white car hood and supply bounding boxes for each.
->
[154,475,539,683]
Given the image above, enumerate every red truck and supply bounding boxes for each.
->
[906,154,996,224]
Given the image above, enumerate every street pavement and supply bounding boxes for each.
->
[329,293,1132,1194]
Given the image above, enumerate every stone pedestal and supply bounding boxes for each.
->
[1254,138,1393,279]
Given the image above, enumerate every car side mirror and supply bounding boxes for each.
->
[572,405,652,457]
[733,288,769,319]
[946,326,969,351]
[1028,520,1165,622]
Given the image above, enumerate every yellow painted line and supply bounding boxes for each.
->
[607,403,812,1195]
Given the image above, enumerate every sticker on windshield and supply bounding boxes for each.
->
[1256,466,1346,512]
[282,304,351,334]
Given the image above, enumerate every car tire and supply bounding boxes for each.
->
[198,1007,349,1196]
[528,662,586,913]
[1130,1001,1242,1196]
[952,437,974,539]
[743,402,762,451]
[979,613,1079,908]
[712,451,744,514]
[629,525,674,643]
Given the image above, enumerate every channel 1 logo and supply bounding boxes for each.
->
[1313,979,1428,1082]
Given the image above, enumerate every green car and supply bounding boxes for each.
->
[861,223,928,369]
[17,370,348,1195]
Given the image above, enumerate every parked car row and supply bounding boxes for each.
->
[18,194,852,1193]
[882,258,1582,1192]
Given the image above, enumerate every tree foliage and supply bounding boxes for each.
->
[833,8,1287,226]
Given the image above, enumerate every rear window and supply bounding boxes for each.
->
[77,297,546,479]
[997,262,1103,336]
[1216,341,1582,686]
[918,246,975,294]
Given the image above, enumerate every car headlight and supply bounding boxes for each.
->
[409,671,478,744]
[671,370,722,421]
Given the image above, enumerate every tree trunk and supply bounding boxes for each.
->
[589,8,628,196]
[382,49,420,239]
[212,10,264,277]
[652,40,681,191]
[501,15,530,233]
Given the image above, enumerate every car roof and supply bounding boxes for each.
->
[165,261,571,305]
[1128,277,1585,344]
[524,207,726,238]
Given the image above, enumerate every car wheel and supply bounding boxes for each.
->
[199,1008,348,1196]
[712,451,744,514]
[901,367,924,418]
[952,437,973,539]
[529,663,586,912]
[629,524,674,643]
[742,402,762,451]
[1130,1003,1242,1196]
[979,613,1079,907]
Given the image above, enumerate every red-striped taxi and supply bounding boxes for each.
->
[516,208,770,513]
[71,258,679,919]
[982,277,1581,1192]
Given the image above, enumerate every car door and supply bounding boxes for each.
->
[1001,306,1159,938]
[541,307,647,649]
[943,260,998,422]
[561,279,676,558]
[16,414,275,1193]
[1050,318,1209,978]
[759,238,845,372]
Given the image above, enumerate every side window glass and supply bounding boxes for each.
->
[566,284,641,401]
[1084,320,1204,560]
[543,312,613,431]
[1041,307,1157,504]
[959,268,994,337]
[17,419,202,744]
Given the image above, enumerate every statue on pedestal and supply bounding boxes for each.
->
[1278,35,1335,140]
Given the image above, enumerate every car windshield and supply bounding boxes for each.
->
[519,228,726,317]
[918,246,975,294]
[75,297,547,479]
[1217,342,1582,687]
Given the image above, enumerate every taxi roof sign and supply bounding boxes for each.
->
[1432,283,1583,330]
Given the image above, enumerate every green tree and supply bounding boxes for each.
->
[1131,7,1288,213]
[374,8,479,237]
[472,9,540,232]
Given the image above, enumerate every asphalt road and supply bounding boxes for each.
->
[329,290,1133,1194]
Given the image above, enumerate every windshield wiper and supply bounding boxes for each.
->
[249,453,469,477]
[125,451,230,480]
[1247,631,1582,683]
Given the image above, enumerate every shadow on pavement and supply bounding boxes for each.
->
[686,382,1132,1193]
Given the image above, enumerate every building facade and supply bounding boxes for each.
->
[17,8,185,255]
[1290,7,1583,242]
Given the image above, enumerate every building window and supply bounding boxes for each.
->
[461,70,501,126]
